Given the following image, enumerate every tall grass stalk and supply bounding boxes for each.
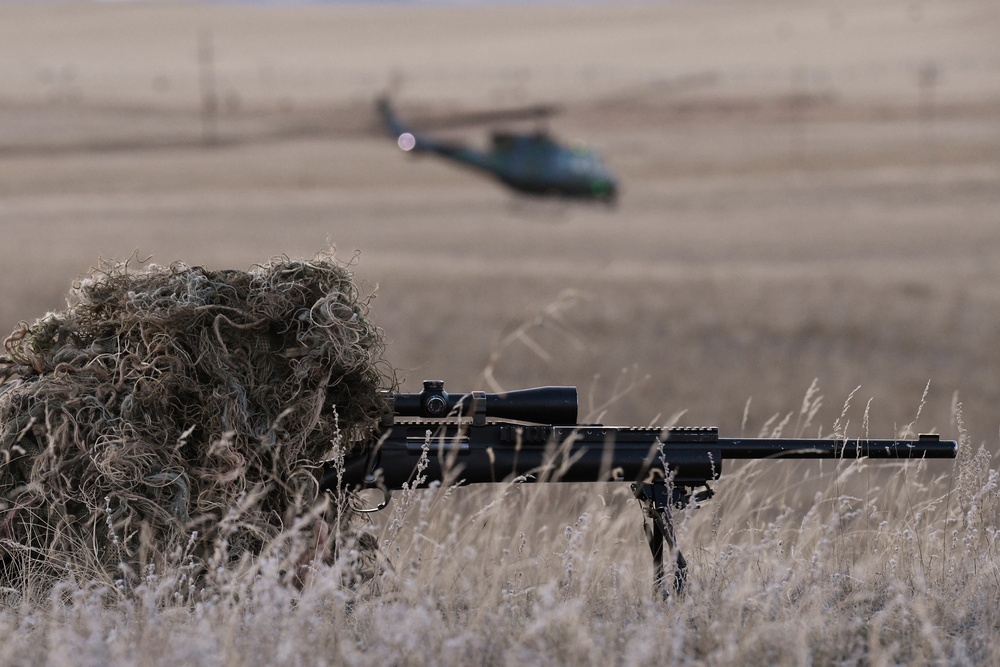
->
[0,396,996,665]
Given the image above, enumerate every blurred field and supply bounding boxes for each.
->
[1,1,999,432]
[1,1,999,664]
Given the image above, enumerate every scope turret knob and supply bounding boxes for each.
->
[424,395,447,416]
[421,380,448,417]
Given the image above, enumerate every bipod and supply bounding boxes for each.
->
[631,481,710,598]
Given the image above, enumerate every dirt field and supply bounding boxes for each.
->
[1,0,998,445]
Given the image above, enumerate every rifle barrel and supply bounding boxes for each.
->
[716,436,957,459]
[331,423,957,492]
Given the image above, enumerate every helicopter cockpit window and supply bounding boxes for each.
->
[559,148,603,177]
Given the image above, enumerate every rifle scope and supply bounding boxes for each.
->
[388,380,578,425]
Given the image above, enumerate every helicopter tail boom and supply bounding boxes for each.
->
[377,97,424,152]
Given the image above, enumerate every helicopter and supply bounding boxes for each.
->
[377,97,619,203]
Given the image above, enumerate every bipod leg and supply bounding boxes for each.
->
[632,482,687,598]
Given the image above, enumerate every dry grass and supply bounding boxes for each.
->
[0,285,993,665]
[0,399,994,665]
[0,0,998,663]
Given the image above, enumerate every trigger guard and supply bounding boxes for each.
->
[351,483,391,513]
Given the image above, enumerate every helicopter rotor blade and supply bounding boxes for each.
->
[370,99,561,138]
[410,104,562,131]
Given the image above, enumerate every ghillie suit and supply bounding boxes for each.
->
[0,252,392,595]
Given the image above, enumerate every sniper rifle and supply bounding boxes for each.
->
[323,380,957,595]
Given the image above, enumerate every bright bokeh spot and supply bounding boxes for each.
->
[398,133,416,151]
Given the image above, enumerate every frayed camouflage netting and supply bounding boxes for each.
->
[0,252,393,591]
